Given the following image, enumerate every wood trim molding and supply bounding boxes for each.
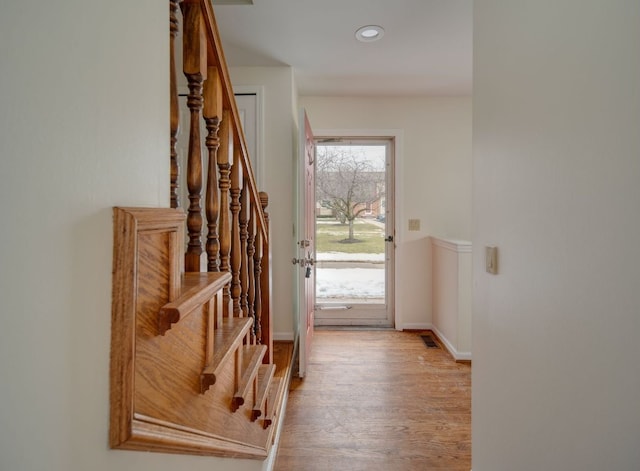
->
[431,236,472,253]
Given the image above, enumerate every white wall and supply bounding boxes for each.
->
[0,2,263,470]
[431,237,472,359]
[229,67,297,339]
[473,1,640,470]
[300,96,472,328]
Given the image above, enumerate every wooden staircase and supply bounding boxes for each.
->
[109,208,288,459]
[109,0,291,460]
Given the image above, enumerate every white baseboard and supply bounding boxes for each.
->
[273,331,294,341]
[431,326,472,361]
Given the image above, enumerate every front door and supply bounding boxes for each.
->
[296,110,315,378]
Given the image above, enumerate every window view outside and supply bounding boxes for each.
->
[315,144,387,304]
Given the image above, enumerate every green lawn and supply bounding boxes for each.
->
[315,219,385,254]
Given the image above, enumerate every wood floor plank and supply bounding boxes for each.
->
[274,330,471,471]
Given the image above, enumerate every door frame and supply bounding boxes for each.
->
[313,128,404,330]
[233,85,265,188]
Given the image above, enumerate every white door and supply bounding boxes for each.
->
[296,110,316,378]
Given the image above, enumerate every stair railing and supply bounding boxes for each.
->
[170,0,272,362]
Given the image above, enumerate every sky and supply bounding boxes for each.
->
[316,144,387,171]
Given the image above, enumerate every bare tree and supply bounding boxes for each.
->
[316,146,385,242]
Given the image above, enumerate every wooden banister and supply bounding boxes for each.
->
[175,0,271,348]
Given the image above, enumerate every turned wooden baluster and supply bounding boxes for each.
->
[169,0,180,209]
[182,0,207,272]
[247,205,256,344]
[259,191,272,363]
[239,184,250,323]
[253,218,263,345]
[230,145,242,317]
[203,66,222,272]
[217,110,233,314]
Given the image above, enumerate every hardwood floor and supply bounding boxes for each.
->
[274,330,471,471]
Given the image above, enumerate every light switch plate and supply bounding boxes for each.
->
[408,219,420,231]
[486,246,498,274]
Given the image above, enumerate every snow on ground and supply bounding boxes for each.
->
[316,268,384,299]
[316,252,384,262]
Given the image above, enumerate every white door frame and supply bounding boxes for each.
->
[233,85,265,188]
[313,128,404,330]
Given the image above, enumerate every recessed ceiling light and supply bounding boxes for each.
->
[355,25,385,42]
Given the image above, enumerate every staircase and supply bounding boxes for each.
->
[108,0,290,460]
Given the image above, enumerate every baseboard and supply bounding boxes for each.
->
[273,331,294,341]
[431,326,472,362]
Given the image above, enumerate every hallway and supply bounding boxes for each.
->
[274,330,471,470]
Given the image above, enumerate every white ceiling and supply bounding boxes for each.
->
[212,0,472,97]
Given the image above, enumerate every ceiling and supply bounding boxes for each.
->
[211,0,472,97]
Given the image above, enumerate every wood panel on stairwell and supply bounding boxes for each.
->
[110,208,283,458]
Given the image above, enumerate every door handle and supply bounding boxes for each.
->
[384,235,394,242]
[293,257,315,267]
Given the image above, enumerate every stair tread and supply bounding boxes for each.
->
[252,364,276,421]
[200,317,253,393]
[232,345,267,411]
[158,272,231,335]
[263,377,283,429]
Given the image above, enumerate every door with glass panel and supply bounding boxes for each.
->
[314,138,394,326]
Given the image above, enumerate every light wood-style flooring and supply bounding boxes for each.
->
[274,330,471,470]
